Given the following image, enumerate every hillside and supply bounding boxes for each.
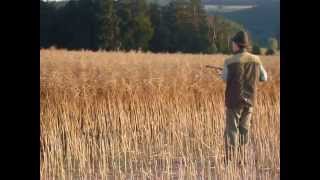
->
[147,0,171,6]
[148,0,280,5]
[208,1,280,46]
[147,0,280,47]
[47,0,68,9]
[203,0,279,5]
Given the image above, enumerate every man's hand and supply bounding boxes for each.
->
[205,65,223,75]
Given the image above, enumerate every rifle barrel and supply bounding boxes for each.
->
[205,65,223,70]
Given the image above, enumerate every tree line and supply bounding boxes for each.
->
[41,0,252,54]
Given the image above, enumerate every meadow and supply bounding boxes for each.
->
[40,49,280,180]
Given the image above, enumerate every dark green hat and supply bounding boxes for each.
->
[231,30,250,47]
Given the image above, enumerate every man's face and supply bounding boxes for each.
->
[232,41,239,53]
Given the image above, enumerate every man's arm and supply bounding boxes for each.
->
[259,64,268,81]
[221,62,228,81]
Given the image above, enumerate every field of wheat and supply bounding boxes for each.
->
[40,49,280,180]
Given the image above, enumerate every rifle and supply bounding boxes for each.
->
[205,65,223,76]
[205,65,223,71]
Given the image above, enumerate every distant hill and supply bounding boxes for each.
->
[208,1,279,46]
[47,0,68,9]
[147,0,171,6]
[148,0,279,6]
[203,0,279,5]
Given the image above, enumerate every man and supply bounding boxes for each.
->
[220,31,268,165]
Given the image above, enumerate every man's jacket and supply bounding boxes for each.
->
[221,50,268,108]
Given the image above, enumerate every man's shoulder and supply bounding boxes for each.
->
[247,53,261,61]
[225,52,261,66]
[225,55,240,66]
[240,52,261,64]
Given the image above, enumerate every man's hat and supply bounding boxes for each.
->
[231,30,250,47]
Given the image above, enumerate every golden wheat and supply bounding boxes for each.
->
[40,49,280,180]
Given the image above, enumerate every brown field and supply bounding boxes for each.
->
[40,49,280,180]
